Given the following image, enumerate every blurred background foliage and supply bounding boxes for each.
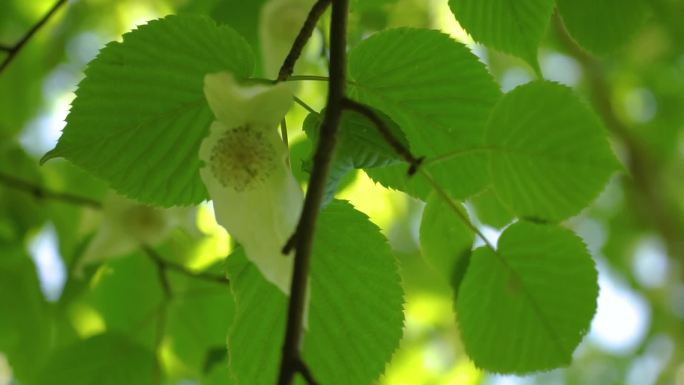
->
[0,0,683,384]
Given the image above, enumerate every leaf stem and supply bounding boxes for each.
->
[288,75,330,82]
[277,0,332,82]
[293,95,317,114]
[0,0,68,74]
[277,0,348,384]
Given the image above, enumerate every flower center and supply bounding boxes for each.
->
[209,125,277,192]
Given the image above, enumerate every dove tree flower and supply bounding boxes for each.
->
[199,72,303,295]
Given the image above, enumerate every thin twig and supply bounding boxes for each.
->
[141,245,230,285]
[341,98,424,175]
[0,171,102,208]
[296,360,321,385]
[276,0,349,384]
[0,0,68,74]
[277,0,332,82]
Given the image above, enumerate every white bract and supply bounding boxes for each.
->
[199,72,303,295]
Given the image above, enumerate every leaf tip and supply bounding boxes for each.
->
[39,148,61,165]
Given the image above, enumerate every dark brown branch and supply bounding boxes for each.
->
[553,12,684,262]
[296,360,321,385]
[276,0,349,384]
[141,245,230,286]
[341,98,424,175]
[0,171,102,208]
[0,0,68,74]
[277,0,332,82]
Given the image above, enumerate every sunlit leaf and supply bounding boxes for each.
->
[486,81,620,221]
[448,0,554,70]
[456,221,598,373]
[43,15,255,206]
[348,28,501,200]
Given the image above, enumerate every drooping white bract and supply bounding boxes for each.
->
[199,72,303,295]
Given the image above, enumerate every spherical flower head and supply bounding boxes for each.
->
[199,72,303,295]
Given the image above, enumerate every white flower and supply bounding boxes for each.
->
[199,72,303,295]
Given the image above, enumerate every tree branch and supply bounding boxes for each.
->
[0,0,68,74]
[0,171,102,209]
[341,98,424,175]
[141,244,230,286]
[277,0,332,82]
[296,360,321,385]
[276,0,348,384]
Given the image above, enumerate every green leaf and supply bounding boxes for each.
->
[42,15,255,206]
[456,221,598,373]
[448,0,554,70]
[0,246,50,383]
[419,192,474,277]
[228,200,403,385]
[486,81,619,221]
[557,0,648,53]
[30,333,157,385]
[348,28,501,200]
[303,109,408,203]
[303,201,404,384]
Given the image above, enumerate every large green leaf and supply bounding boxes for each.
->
[557,0,648,53]
[456,221,598,373]
[486,81,619,221]
[448,0,555,69]
[42,15,255,206]
[30,333,157,385]
[348,28,501,200]
[227,200,403,385]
